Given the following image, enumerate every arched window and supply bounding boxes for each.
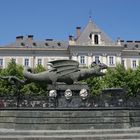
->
[94,35,99,44]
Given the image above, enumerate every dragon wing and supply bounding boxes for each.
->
[48,60,79,76]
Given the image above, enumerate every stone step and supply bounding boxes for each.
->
[1,128,140,139]
[1,133,140,140]
[1,128,140,135]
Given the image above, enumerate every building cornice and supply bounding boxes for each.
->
[69,45,123,52]
[69,44,122,47]
[0,47,67,51]
[122,49,140,53]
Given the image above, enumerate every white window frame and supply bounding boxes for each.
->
[0,58,3,68]
[108,56,115,66]
[23,58,30,67]
[37,58,42,65]
[95,56,100,64]
[121,59,125,66]
[36,57,44,66]
[79,55,86,64]
[131,59,138,69]
[121,59,127,68]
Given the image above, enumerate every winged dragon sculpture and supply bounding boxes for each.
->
[0,59,107,85]
[23,59,107,85]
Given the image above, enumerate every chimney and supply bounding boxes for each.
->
[28,35,33,43]
[69,35,73,41]
[76,26,81,39]
[16,36,23,43]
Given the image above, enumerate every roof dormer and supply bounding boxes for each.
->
[74,18,115,46]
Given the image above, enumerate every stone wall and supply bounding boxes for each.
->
[0,109,139,130]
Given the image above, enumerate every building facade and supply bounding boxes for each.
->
[0,19,140,70]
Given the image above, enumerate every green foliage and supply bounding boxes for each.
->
[21,82,48,95]
[102,64,127,88]
[101,64,140,95]
[0,59,24,95]
[136,67,140,94]
[86,77,103,96]
[85,64,140,96]
[128,65,140,95]
[0,60,48,95]
[3,59,23,77]
[34,64,46,73]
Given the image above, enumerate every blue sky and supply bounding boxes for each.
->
[0,0,140,45]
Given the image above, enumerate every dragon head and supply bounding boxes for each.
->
[91,61,107,71]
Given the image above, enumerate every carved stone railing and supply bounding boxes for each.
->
[0,92,139,108]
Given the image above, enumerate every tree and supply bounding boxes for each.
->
[85,64,140,96]
[0,59,24,95]
[127,65,140,95]
[102,64,140,96]
[135,65,140,94]
[102,64,127,89]
[34,64,46,73]
[86,77,103,96]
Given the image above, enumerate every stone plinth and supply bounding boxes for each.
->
[47,83,90,108]
[47,83,89,91]
[0,108,139,130]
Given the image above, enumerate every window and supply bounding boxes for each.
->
[95,56,100,64]
[33,42,37,46]
[24,58,29,66]
[37,58,42,65]
[80,56,85,64]
[121,60,125,67]
[0,59,3,67]
[109,56,114,65]
[21,42,25,46]
[124,44,127,48]
[57,42,61,46]
[132,60,137,69]
[94,35,99,44]
[45,43,49,46]
[135,44,138,48]
[89,33,92,39]
[89,33,99,45]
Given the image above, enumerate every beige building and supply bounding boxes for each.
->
[0,19,140,69]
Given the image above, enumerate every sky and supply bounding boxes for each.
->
[0,0,140,45]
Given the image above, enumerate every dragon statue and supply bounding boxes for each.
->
[0,59,107,85]
[23,59,107,85]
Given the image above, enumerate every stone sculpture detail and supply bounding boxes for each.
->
[0,76,25,85]
[79,89,88,100]
[23,59,107,85]
[49,90,57,98]
[64,89,72,100]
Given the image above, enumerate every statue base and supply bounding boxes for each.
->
[47,82,89,91]
[47,83,90,108]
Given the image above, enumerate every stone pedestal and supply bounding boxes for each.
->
[0,108,140,139]
[0,109,132,130]
[47,83,90,108]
